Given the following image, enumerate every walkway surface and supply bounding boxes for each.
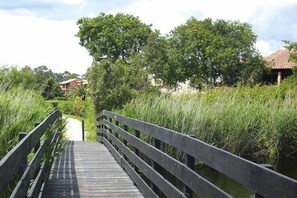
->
[41,117,143,197]
[65,117,83,141]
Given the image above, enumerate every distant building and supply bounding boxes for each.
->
[59,79,88,94]
[264,49,296,85]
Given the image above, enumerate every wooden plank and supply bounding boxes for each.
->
[102,138,157,198]
[0,110,61,196]
[101,110,297,198]
[10,140,49,197]
[41,141,144,198]
[101,129,186,198]
[104,120,231,198]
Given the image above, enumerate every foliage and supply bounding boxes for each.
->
[53,98,97,141]
[77,13,160,113]
[87,58,152,113]
[0,65,81,100]
[117,83,297,163]
[67,83,89,100]
[41,77,64,100]
[0,83,51,159]
[0,66,38,90]
[167,18,265,88]
[77,13,152,62]
[54,71,80,82]
[284,40,297,65]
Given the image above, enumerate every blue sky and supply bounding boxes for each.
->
[0,0,296,74]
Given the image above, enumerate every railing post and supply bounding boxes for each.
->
[123,125,128,161]
[104,116,107,140]
[18,132,27,179]
[82,120,85,141]
[96,117,103,143]
[255,164,274,198]
[183,135,196,198]
[115,121,119,151]
[108,118,113,144]
[151,137,161,195]
[134,129,140,173]
[34,122,40,153]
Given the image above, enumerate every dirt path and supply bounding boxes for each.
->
[64,117,83,141]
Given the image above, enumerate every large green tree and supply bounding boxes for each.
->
[77,13,152,62]
[168,18,265,88]
[77,13,155,112]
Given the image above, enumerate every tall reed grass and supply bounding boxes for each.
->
[0,83,51,159]
[117,85,297,163]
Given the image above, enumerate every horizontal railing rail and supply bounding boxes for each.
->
[0,109,62,198]
[97,110,297,198]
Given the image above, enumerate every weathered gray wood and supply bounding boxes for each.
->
[100,128,186,198]
[10,140,49,198]
[102,138,157,198]
[103,120,231,198]
[41,141,144,198]
[0,110,61,196]
[100,110,297,198]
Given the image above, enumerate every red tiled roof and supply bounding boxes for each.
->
[265,49,296,69]
[59,79,81,85]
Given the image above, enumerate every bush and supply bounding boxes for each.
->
[0,83,51,159]
[117,85,297,163]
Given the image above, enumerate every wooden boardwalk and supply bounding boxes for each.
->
[41,141,143,198]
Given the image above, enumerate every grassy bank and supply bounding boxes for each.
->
[117,84,297,163]
[0,84,51,159]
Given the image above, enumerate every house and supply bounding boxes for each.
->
[59,79,87,94]
[264,49,296,85]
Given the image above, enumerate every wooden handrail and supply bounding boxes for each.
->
[0,109,62,197]
[97,110,297,198]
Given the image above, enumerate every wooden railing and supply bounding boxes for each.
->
[97,110,297,198]
[0,109,62,198]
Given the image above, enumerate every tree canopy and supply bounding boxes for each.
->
[77,13,156,112]
[77,13,268,111]
[167,18,265,88]
[77,13,152,62]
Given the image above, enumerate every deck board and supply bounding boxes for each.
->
[41,141,143,198]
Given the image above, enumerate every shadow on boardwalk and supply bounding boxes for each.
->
[41,141,143,198]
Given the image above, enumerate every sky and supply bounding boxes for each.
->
[0,0,297,75]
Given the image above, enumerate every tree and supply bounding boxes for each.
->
[87,57,151,113]
[33,65,55,84]
[284,41,297,64]
[76,13,152,62]
[168,18,265,88]
[0,66,38,89]
[41,77,64,100]
[77,13,155,112]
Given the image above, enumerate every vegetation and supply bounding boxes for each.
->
[77,13,157,113]
[284,40,297,66]
[77,13,267,113]
[167,18,266,88]
[0,83,51,159]
[117,79,297,163]
[77,13,153,62]
[0,65,80,100]
[53,98,97,141]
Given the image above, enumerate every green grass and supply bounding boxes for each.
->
[0,83,51,159]
[116,84,297,163]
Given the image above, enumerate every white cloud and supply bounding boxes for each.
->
[111,0,297,55]
[0,12,92,74]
